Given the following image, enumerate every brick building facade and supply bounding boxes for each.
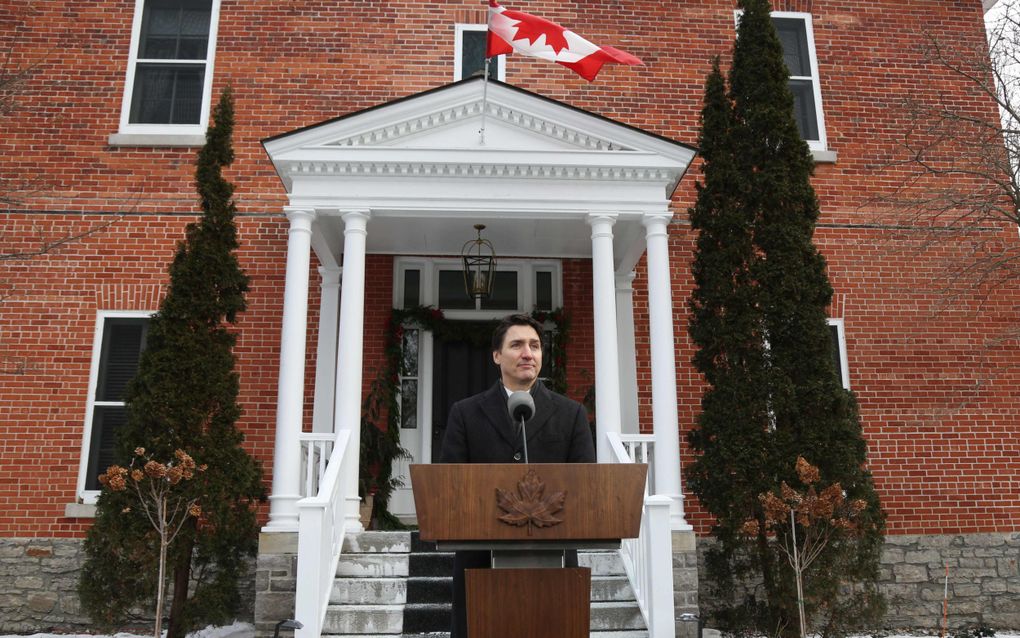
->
[1,0,1018,632]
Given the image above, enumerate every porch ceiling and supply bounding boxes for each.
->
[263,77,696,271]
[313,212,645,262]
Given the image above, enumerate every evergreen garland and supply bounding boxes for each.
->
[80,87,264,637]
[686,3,885,636]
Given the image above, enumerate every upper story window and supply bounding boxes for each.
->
[112,0,221,144]
[734,11,828,154]
[77,312,151,502]
[455,24,505,81]
[771,13,827,151]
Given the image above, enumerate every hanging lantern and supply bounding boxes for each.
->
[461,224,496,300]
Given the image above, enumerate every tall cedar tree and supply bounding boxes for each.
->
[686,3,885,637]
[80,88,264,637]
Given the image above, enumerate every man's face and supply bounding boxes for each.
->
[493,324,543,391]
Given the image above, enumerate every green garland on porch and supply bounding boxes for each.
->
[360,306,570,529]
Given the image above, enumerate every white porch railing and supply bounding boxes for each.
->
[299,433,335,497]
[295,429,351,638]
[607,432,676,638]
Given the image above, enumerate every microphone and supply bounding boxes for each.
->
[507,391,535,464]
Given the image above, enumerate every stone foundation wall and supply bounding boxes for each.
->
[673,529,701,638]
[697,532,1020,632]
[253,532,298,638]
[0,539,90,632]
[0,538,256,633]
[880,534,1020,630]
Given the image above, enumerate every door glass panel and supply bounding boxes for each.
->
[402,329,419,376]
[400,380,418,429]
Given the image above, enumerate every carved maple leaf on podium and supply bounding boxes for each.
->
[496,469,566,535]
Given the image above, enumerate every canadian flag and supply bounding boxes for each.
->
[486,0,643,82]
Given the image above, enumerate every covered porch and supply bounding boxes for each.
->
[258,77,697,636]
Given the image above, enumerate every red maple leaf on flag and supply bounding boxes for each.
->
[502,8,571,54]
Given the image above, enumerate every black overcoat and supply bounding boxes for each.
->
[439,380,595,464]
[438,380,596,638]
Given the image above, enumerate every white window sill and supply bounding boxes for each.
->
[64,502,97,518]
[812,149,837,163]
[108,133,206,147]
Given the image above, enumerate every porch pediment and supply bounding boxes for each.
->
[262,77,696,267]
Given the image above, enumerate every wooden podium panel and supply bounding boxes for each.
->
[410,463,646,542]
[466,567,590,638]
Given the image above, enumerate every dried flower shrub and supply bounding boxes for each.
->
[741,457,874,638]
[98,448,206,638]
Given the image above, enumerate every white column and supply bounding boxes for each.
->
[334,210,371,532]
[643,212,691,531]
[312,266,341,433]
[265,208,316,532]
[588,214,623,462]
[616,272,640,434]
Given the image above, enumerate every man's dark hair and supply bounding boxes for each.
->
[491,314,544,352]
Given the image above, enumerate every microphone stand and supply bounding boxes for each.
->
[518,414,529,464]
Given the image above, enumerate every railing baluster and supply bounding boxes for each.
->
[296,431,350,638]
[610,432,674,638]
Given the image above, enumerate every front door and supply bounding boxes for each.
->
[431,326,500,462]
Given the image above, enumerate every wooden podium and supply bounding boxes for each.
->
[410,463,647,638]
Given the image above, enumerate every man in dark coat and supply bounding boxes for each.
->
[439,313,596,638]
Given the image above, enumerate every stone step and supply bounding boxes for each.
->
[401,602,451,634]
[396,633,647,638]
[343,531,412,554]
[406,575,453,604]
[335,632,648,637]
[590,601,645,631]
[591,575,636,601]
[337,553,409,578]
[409,530,440,553]
[323,605,645,635]
[579,551,626,576]
[331,577,406,604]
[408,551,454,575]
[322,604,403,635]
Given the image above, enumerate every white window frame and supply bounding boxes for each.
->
[76,310,154,504]
[392,257,562,464]
[734,10,830,157]
[828,317,850,390]
[454,23,506,82]
[109,0,222,146]
[395,257,561,318]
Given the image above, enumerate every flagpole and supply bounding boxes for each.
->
[480,56,490,145]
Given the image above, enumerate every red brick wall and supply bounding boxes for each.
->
[2,1,1017,538]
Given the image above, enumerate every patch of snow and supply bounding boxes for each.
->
[0,621,255,638]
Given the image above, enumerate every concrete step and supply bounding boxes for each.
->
[337,553,409,577]
[591,575,636,601]
[331,577,406,604]
[397,633,647,638]
[322,604,403,634]
[590,601,645,631]
[401,602,451,634]
[405,575,452,604]
[408,551,454,574]
[343,531,412,554]
[579,551,626,576]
